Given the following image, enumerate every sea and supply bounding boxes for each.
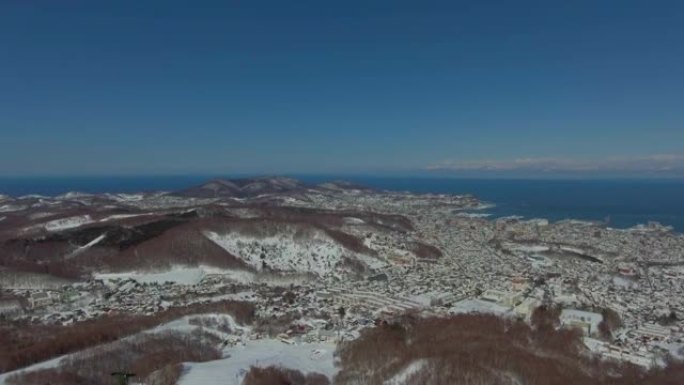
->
[1,176,683,233]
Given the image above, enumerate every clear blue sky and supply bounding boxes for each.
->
[1,1,683,176]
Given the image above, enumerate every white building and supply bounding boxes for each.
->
[480,289,523,307]
[634,323,670,340]
[560,309,603,336]
[29,291,53,308]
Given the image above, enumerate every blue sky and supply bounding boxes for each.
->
[1,1,683,176]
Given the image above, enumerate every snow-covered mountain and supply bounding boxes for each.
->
[175,176,310,198]
[204,226,384,276]
[0,177,436,285]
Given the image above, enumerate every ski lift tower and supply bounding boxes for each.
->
[111,371,136,385]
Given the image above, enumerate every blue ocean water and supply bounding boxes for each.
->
[1,176,683,232]
[326,177,684,232]
[0,176,213,197]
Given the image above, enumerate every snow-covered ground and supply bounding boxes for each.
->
[44,215,93,231]
[205,230,373,276]
[343,217,365,225]
[97,213,152,222]
[0,313,250,385]
[104,193,146,202]
[178,340,337,385]
[214,269,257,284]
[95,267,208,285]
[508,243,550,253]
[612,276,639,289]
[81,234,106,248]
[93,265,256,285]
[198,291,257,303]
[560,245,587,254]
[385,359,428,385]
[528,254,553,268]
[0,353,67,385]
[455,212,492,218]
[0,204,26,213]
[449,299,512,316]
[0,270,75,290]
[355,252,388,270]
[27,212,56,220]
[68,233,106,258]
[153,313,251,343]
[55,192,92,200]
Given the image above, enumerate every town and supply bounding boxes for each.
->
[2,183,683,380]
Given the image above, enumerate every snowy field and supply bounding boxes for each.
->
[205,230,372,275]
[67,233,107,258]
[44,215,93,231]
[448,299,512,316]
[97,213,152,222]
[0,313,251,385]
[93,264,260,285]
[0,354,66,385]
[385,359,428,385]
[94,267,208,285]
[0,204,27,213]
[507,243,550,253]
[178,340,337,385]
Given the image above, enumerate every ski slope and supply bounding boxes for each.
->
[44,215,93,231]
[93,265,256,285]
[204,230,365,276]
[0,313,250,385]
[179,340,337,385]
[385,359,428,385]
[94,267,207,285]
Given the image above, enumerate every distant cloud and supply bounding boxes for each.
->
[426,154,684,175]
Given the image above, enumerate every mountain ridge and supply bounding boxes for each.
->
[174,176,375,198]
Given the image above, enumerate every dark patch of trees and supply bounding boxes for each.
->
[0,300,253,373]
[409,242,443,259]
[7,331,216,385]
[598,307,623,341]
[243,366,330,385]
[107,223,249,271]
[333,313,684,385]
[657,310,678,326]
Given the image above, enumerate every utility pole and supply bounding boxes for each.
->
[111,371,136,385]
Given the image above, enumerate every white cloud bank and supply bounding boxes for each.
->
[426,154,684,175]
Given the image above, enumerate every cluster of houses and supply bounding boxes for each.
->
[299,189,684,367]
[2,188,683,371]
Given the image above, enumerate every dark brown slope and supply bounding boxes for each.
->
[232,205,414,233]
[98,219,249,271]
[335,313,684,385]
[174,176,309,198]
[173,176,378,199]
[0,216,195,279]
[0,191,441,280]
